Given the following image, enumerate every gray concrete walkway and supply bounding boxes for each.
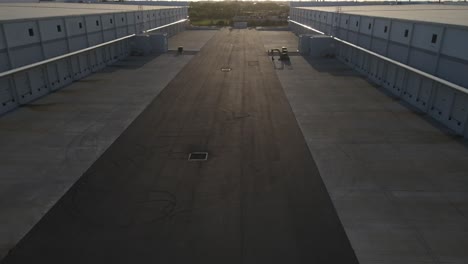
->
[0,30,214,261]
[268,31,468,264]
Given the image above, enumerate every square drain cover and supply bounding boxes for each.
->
[188,152,208,161]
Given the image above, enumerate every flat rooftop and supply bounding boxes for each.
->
[0,3,179,22]
[1,29,468,264]
[298,4,468,27]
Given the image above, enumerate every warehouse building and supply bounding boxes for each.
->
[290,4,468,138]
[0,2,188,115]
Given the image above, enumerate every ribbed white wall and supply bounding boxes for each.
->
[290,8,468,138]
[0,6,188,115]
[290,8,468,87]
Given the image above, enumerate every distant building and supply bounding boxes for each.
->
[233,22,248,29]
[0,0,39,2]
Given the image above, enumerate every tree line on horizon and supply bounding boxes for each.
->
[189,1,289,26]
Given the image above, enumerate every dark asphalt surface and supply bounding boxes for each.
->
[2,29,359,264]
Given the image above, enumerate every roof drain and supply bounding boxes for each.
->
[188,152,209,161]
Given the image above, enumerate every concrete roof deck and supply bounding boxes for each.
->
[0,30,217,261]
[0,28,467,264]
[298,4,468,27]
[1,28,360,264]
[0,3,180,22]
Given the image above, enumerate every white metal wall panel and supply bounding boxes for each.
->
[57,59,72,85]
[338,28,347,39]
[359,17,373,36]
[85,15,102,33]
[0,78,13,103]
[368,56,379,80]
[402,72,421,105]
[70,56,82,79]
[10,45,43,68]
[127,25,136,35]
[144,21,152,31]
[438,58,468,87]
[28,68,48,97]
[115,13,126,27]
[65,17,86,37]
[376,59,385,83]
[102,14,115,31]
[103,46,111,64]
[150,11,158,24]
[103,29,116,42]
[349,15,360,33]
[441,28,468,61]
[89,49,99,72]
[338,43,349,60]
[88,32,103,46]
[449,93,468,133]
[389,21,412,45]
[339,14,350,29]
[429,84,454,123]
[126,12,135,25]
[0,77,17,114]
[143,11,150,23]
[0,52,10,72]
[347,48,357,67]
[332,14,339,27]
[109,44,117,62]
[382,63,396,90]
[387,43,408,63]
[3,21,40,48]
[94,48,105,68]
[14,72,32,103]
[121,41,129,58]
[78,54,90,76]
[43,40,68,59]
[363,53,371,74]
[348,31,358,44]
[157,13,163,27]
[116,27,127,38]
[135,12,143,25]
[0,25,6,50]
[39,19,66,42]
[326,13,332,25]
[69,35,87,51]
[408,49,437,74]
[392,67,406,96]
[155,11,162,27]
[318,12,325,24]
[324,25,333,35]
[113,43,122,61]
[357,34,371,49]
[370,38,386,55]
[373,18,390,40]
[411,24,443,52]
[357,52,367,73]
[46,62,60,91]
[416,78,433,110]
